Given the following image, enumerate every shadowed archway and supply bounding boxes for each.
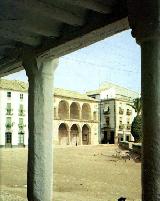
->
[70,102,80,120]
[58,123,69,145]
[82,124,91,145]
[70,124,80,146]
[82,103,91,120]
[58,100,69,119]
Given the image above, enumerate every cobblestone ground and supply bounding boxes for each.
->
[0,145,141,201]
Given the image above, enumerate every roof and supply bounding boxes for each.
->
[0,79,97,102]
[54,88,97,101]
[86,82,139,99]
[0,0,128,76]
[0,79,28,92]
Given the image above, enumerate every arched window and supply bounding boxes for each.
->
[58,100,69,119]
[70,102,80,119]
[82,103,91,120]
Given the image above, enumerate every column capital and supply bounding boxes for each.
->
[22,48,59,77]
[127,0,160,43]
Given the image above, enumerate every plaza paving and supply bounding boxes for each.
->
[0,145,141,201]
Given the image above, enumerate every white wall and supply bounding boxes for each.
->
[0,89,28,146]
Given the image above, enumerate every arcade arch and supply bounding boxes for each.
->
[82,103,91,120]
[70,102,80,119]
[82,124,91,145]
[70,124,80,146]
[58,123,69,145]
[58,100,69,119]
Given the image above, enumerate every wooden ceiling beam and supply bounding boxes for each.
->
[63,0,112,14]
[4,0,85,26]
[0,20,61,38]
[0,27,41,46]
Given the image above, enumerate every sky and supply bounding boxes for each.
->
[4,30,141,93]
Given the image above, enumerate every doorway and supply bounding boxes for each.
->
[5,132,12,148]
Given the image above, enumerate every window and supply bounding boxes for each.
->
[6,103,12,115]
[19,118,23,124]
[126,136,130,141]
[7,91,11,97]
[20,94,23,100]
[18,132,24,144]
[6,117,12,129]
[106,117,110,125]
[7,103,11,109]
[6,117,11,124]
[19,118,24,130]
[19,104,24,116]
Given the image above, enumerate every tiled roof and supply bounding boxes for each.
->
[54,88,97,101]
[0,79,28,92]
[0,79,97,101]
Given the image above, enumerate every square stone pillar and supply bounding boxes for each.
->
[22,50,58,201]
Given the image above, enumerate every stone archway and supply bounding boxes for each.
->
[58,123,69,145]
[70,102,80,119]
[58,100,69,119]
[70,124,80,146]
[82,124,91,145]
[82,103,91,120]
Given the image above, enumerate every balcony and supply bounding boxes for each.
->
[119,108,124,115]
[5,122,13,130]
[6,109,13,115]
[126,110,132,115]
[19,109,25,116]
[18,123,26,130]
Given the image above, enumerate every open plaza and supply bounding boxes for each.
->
[0,145,141,201]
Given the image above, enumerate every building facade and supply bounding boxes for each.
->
[87,82,139,143]
[53,88,99,145]
[0,79,28,147]
[0,79,99,147]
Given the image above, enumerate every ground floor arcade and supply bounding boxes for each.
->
[54,120,99,146]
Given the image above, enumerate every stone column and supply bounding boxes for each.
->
[128,1,160,200]
[22,50,58,201]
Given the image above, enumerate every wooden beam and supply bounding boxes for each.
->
[4,0,85,26]
[63,0,112,14]
[0,20,61,37]
[0,17,129,76]
[0,27,41,46]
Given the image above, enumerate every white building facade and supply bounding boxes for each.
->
[0,79,99,147]
[87,82,139,143]
[0,80,28,147]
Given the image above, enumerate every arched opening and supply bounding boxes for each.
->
[70,102,80,119]
[82,103,91,120]
[70,124,80,146]
[58,123,69,145]
[58,100,69,119]
[82,124,91,145]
